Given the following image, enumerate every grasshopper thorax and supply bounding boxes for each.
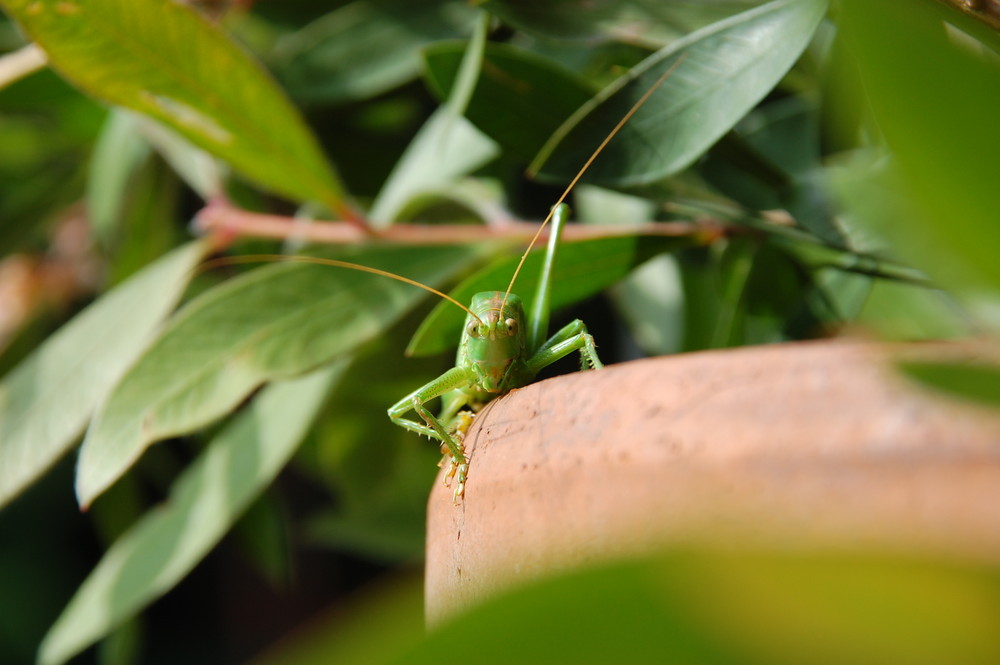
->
[460,292,527,393]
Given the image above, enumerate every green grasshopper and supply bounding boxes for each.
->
[386,59,683,500]
[217,59,680,501]
[388,202,603,501]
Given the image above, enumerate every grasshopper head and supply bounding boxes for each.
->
[463,292,526,393]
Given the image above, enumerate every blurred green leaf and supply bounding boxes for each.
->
[0,240,210,510]
[253,551,1000,665]
[86,110,151,244]
[274,0,477,105]
[231,490,293,589]
[408,235,685,356]
[856,280,969,341]
[40,364,345,665]
[482,0,768,45]
[530,0,828,186]
[434,554,992,663]
[576,185,685,355]
[130,113,223,201]
[369,12,497,226]
[0,68,103,254]
[250,574,426,665]
[300,317,443,562]
[102,155,184,285]
[368,108,498,225]
[75,245,478,508]
[838,0,1000,294]
[899,359,1000,410]
[423,41,593,161]
[704,97,843,244]
[0,0,349,213]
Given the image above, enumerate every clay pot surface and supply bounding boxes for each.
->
[425,340,1000,623]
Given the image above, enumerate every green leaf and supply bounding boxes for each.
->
[482,0,769,45]
[422,41,594,161]
[368,108,498,225]
[576,185,684,355]
[855,280,969,342]
[274,0,477,105]
[369,12,497,226]
[85,110,151,244]
[297,319,443,562]
[39,364,345,665]
[405,553,1000,664]
[131,113,222,201]
[530,0,828,186]
[0,240,210,510]
[0,0,348,213]
[75,245,479,508]
[251,551,1000,665]
[838,0,1000,295]
[899,359,1000,411]
[408,235,686,356]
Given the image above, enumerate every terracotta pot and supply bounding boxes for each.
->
[425,340,1000,624]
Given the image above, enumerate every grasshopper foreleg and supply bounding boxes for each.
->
[526,319,605,375]
[388,366,475,501]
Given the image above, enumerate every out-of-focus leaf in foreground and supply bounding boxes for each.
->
[837,0,1000,297]
[899,359,1000,411]
[251,551,1000,665]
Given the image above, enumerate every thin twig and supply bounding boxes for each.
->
[194,203,721,246]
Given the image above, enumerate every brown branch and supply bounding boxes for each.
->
[194,202,724,248]
[934,0,1000,31]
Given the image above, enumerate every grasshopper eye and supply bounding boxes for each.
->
[466,321,480,338]
[505,318,517,332]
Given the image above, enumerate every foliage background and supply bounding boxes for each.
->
[0,0,998,663]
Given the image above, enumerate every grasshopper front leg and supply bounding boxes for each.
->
[526,319,604,375]
[388,365,475,500]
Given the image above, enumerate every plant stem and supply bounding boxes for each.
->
[194,202,720,247]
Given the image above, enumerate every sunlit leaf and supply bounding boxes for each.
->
[0,240,211,509]
[0,0,349,213]
[530,0,828,186]
[75,245,478,508]
[40,364,345,665]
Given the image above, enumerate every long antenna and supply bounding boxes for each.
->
[199,254,483,324]
[500,54,687,312]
